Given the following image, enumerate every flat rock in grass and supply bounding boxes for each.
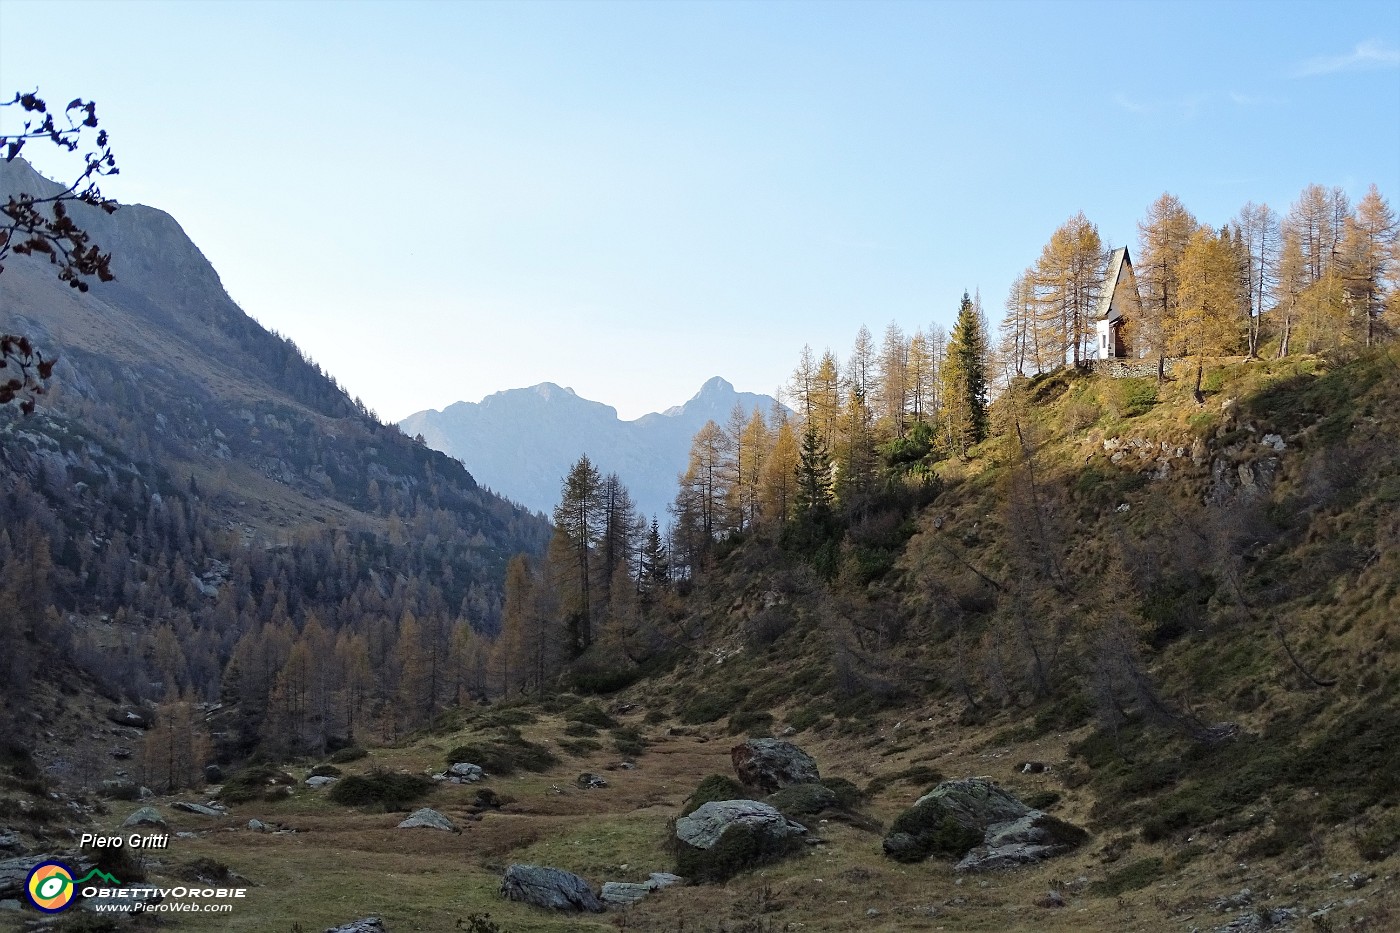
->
[173,801,226,817]
[731,739,820,793]
[448,763,483,781]
[325,919,388,933]
[600,881,653,907]
[501,864,604,912]
[397,808,456,831]
[122,807,168,829]
[599,871,686,907]
[306,775,337,788]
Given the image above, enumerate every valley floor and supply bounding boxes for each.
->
[6,699,1396,933]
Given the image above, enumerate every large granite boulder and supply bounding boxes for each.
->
[500,864,604,912]
[731,739,820,793]
[673,799,808,883]
[881,778,1087,868]
[397,808,456,831]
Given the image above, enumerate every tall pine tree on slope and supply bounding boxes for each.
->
[944,291,990,455]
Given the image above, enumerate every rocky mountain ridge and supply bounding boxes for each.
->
[400,376,786,519]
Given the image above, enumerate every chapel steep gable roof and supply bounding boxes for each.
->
[1097,246,1140,321]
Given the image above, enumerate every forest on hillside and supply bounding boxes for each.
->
[466,181,1399,725]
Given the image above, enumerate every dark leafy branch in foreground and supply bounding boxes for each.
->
[1,89,120,411]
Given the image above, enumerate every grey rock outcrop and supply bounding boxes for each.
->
[306,775,337,788]
[731,738,820,793]
[955,811,1090,872]
[599,871,684,907]
[122,807,168,829]
[1,854,94,899]
[172,801,226,817]
[600,881,653,906]
[448,762,483,782]
[675,800,806,850]
[500,864,604,912]
[324,919,388,933]
[397,808,456,831]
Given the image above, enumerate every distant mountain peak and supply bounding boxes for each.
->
[400,379,789,519]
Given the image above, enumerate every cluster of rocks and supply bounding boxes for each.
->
[668,738,837,884]
[499,863,682,913]
[431,762,484,784]
[881,777,1088,872]
[600,873,683,907]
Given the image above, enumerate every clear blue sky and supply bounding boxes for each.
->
[3,0,1397,420]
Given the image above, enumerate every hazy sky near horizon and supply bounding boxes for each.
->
[3,0,1398,421]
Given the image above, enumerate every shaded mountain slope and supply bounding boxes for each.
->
[0,158,550,728]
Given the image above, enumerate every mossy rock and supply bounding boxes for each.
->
[327,770,434,809]
[881,778,1028,863]
[328,746,368,764]
[675,820,803,883]
[682,774,750,817]
[446,729,559,776]
[565,703,617,729]
[883,806,984,862]
[726,710,775,736]
[767,783,837,816]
